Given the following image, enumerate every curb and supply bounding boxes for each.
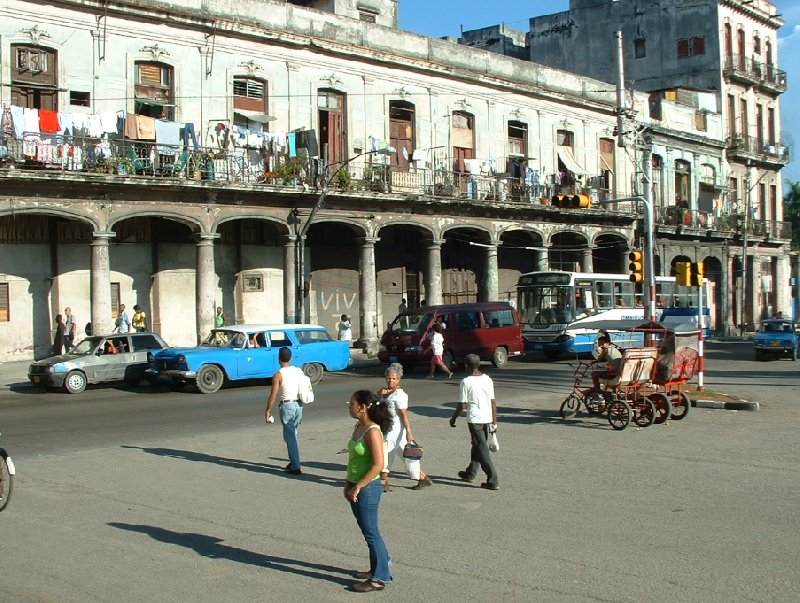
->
[693,399,759,411]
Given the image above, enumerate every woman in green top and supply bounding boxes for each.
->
[345,389,394,593]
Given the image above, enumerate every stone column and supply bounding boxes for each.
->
[283,235,297,324]
[357,237,379,353]
[582,247,593,272]
[196,233,219,344]
[484,244,499,302]
[425,239,444,306]
[537,244,550,272]
[90,231,115,335]
[720,246,730,335]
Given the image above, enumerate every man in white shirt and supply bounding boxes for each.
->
[449,354,499,490]
[115,304,131,334]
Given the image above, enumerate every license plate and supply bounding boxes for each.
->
[771,341,781,347]
[160,371,168,377]
[389,355,398,362]
[32,376,40,383]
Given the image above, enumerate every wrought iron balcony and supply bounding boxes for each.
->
[725,134,789,166]
[655,205,791,240]
[723,54,787,93]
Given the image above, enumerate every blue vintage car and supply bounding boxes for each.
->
[148,324,351,393]
[753,319,799,361]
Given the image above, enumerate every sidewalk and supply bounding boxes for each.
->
[0,359,30,390]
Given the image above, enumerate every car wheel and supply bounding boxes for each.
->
[124,377,142,387]
[491,346,508,368]
[167,379,186,392]
[303,362,324,385]
[63,370,87,394]
[196,365,224,394]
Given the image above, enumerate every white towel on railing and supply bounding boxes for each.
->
[23,108,40,134]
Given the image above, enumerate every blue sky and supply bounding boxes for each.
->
[399,0,800,184]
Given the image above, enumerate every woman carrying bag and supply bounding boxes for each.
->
[379,363,434,491]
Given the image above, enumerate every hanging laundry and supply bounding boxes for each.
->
[100,112,118,134]
[59,112,74,136]
[23,107,40,135]
[9,106,24,138]
[288,132,297,157]
[136,116,156,140]
[72,113,89,137]
[182,122,199,150]
[155,119,181,154]
[124,113,139,139]
[88,114,103,138]
[39,110,60,133]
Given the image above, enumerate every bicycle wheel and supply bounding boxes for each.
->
[607,400,631,431]
[560,394,581,419]
[669,391,691,421]
[0,449,14,512]
[649,393,672,424]
[633,398,656,428]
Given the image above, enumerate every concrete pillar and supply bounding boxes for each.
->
[283,235,297,324]
[196,233,219,343]
[484,244,499,301]
[775,254,788,316]
[357,236,379,353]
[720,246,730,335]
[425,239,444,306]
[582,247,593,272]
[90,231,114,335]
[537,244,550,271]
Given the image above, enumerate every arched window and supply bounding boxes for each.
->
[11,44,58,110]
[135,61,174,119]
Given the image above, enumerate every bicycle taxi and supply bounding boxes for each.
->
[559,322,699,431]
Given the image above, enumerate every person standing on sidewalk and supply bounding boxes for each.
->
[345,389,394,593]
[64,307,77,351]
[132,305,147,332]
[265,347,305,475]
[449,354,499,490]
[426,322,453,379]
[115,304,131,334]
[379,363,433,492]
[52,314,66,356]
[215,307,226,328]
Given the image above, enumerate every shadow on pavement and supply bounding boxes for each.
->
[108,523,356,587]
[122,446,345,488]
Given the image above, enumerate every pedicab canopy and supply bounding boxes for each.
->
[631,321,700,385]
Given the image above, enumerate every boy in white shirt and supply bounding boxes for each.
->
[449,354,499,490]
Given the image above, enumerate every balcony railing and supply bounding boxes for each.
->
[723,54,787,92]
[655,205,791,239]
[0,136,620,209]
[725,134,789,165]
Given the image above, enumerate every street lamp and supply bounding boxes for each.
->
[294,146,396,322]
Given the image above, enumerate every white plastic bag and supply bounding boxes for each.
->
[298,373,314,404]
[487,430,500,452]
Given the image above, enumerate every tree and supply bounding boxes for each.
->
[785,180,800,250]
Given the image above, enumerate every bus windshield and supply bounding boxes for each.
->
[518,285,575,326]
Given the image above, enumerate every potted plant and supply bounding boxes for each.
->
[333,167,352,190]
[272,157,306,184]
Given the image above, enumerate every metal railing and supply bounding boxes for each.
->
[0,136,621,208]
[655,205,791,239]
[723,54,787,92]
[725,134,790,164]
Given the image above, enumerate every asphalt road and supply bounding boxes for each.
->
[0,343,797,602]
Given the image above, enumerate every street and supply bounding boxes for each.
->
[0,342,798,602]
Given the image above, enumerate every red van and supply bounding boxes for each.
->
[378,302,525,370]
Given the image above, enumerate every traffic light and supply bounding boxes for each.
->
[690,262,705,286]
[675,261,691,286]
[628,250,644,284]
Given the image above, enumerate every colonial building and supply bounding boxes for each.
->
[523,0,791,331]
[1,0,731,360]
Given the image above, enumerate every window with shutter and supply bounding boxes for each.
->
[233,77,267,112]
[0,283,8,321]
[111,283,120,319]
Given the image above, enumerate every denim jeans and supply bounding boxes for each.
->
[349,479,392,584]
[279,401,303,470]
[465,422,499,486]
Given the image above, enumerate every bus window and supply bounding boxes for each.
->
[613,281,635,308]
[595,281,613,309]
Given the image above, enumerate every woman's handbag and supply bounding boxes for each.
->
[402,440,423,460]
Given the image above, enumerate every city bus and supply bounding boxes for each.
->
[516,271,712,358]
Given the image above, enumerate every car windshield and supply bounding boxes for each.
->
[203,330,246,348]
[71,337,101,355]
[387,312,432,334]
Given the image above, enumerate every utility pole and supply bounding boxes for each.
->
[740,165,751,336]
[616,30,656,323]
